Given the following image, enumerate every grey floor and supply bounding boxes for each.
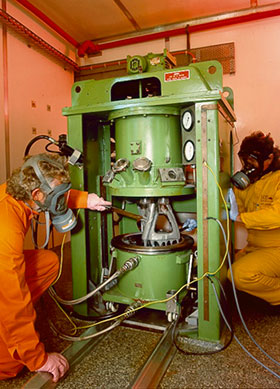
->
[1,243,280,388]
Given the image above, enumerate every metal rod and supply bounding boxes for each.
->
[111,206,142,221]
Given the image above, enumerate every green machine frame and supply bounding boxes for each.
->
[63,58,235,343]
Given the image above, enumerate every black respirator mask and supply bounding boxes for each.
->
[231,152,265,190]
[21,155,77,244]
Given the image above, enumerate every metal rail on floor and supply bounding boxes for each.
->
[22,327,108,389]
[23,321,177,388]
[130,321,177,389]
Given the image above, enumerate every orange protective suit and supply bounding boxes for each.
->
[0,183,88,379]
[228,170,280,305]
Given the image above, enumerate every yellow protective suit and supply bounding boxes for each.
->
[228,170,280,305]
[0,183,88,379]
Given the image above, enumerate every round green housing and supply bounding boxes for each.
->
[111,233,193,303]
[108,106,193,197]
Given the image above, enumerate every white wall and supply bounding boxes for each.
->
[0,1,75,247]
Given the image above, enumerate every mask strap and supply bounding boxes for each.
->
[31,211,51,249]
[20,154,65,194]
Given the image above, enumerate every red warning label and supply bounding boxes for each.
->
[164,69,190,82]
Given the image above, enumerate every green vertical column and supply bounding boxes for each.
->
[196,102,222,342]
[86,121,113,283]
[67,114,88,315]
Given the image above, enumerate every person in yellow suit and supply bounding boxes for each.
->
[228,131,280,306]
[0,153,111,382]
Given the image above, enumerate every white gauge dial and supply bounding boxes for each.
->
[184,141,195,162]
[182,111,193,131]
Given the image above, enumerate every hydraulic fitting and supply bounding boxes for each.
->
[119,256,140,275]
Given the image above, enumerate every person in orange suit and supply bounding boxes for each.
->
[0,153,111,382]
[228,131,280,306]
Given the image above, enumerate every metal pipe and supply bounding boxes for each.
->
[12,0,280,59]
[78,6,280,56]
[8,1,280,67]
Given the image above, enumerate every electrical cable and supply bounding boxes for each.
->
[209,275,280,380]
[47,214,122,332]
[47,161,231,337]
[49,315,121,341]
[51,232,67,286]
[48,292,79,335]
[209,216,280,379]
[211,217,280,368]
[49,271,121,306]
[70,310,122,322]
[49,256,139,306]
[45,155,280,376]
[171,284,234,356]
[58,161,231,331]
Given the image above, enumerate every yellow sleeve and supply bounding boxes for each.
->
[240,182,280,230]
[234,188,246,214]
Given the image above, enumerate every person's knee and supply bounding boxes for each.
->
[46,251,59,280]
[0,357,24,380]
[36,250,59,284]
[228,262,250,292]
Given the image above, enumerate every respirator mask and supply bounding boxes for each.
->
[231,152,265,190]
[21,154,77,247]
[35,182,77,233]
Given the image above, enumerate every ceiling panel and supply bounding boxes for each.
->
[25,0,134,42]
[121,0,251,31]
[15,0,279,44]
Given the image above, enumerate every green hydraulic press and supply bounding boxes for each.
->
[63,50,235,342]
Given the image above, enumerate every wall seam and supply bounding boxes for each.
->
[2,0,10,178]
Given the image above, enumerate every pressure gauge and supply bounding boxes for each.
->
[183,140,195,162]
[182,110,193,131]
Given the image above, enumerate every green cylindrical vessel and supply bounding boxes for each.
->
[111,106,181,167]
[108,107,193,197]
[111,233,193,301]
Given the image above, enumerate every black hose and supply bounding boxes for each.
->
[24,135,56,156]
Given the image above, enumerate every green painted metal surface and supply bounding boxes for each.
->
[63,61,224,117]
[64,57,234,341]
[108,106,187,197]
[108,249,189,301]
[67,114,88,315]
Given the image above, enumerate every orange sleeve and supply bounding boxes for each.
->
[67,189,88,209]
[0,200,47,371]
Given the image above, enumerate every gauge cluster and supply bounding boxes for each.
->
[181,106,196,165]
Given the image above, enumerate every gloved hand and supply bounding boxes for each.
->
[182,218,197,232]
[87,193,111,211]
[227,188,239,221]
[36,352,69,383]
